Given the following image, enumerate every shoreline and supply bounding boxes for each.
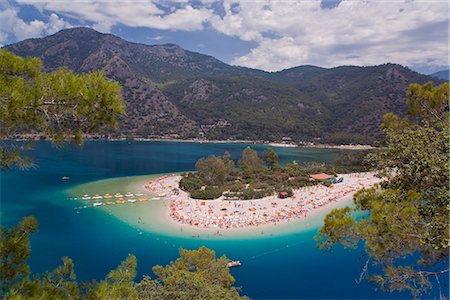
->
[5,137,379,150]
[143,172,380,236]
[68,173,379,240]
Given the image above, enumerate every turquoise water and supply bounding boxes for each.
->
[0,141,430,299]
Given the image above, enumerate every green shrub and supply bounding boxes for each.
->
[190,187,223,200]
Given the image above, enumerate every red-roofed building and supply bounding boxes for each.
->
[309,173,334,180]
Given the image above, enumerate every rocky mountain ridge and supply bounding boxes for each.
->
[4,27,443,143]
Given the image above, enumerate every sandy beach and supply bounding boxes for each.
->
[69,172,380,239]
[143,172,380,236]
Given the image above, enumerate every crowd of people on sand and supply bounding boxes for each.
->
[144,175,179,199]
[144,172,381,230]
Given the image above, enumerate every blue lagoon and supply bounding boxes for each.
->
[1,141,413,299]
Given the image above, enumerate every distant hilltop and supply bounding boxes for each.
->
[430,69,450,80]
[3,27,444,145]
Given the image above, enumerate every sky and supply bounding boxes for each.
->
[0,0,448,74]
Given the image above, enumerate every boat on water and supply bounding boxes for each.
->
[93,202,103,206]
[62,176,70,180]
[227,261,241,268]
[152,197,161,201]
[92,194,103,199]
[114,193,124,198]
[158,193,167,198]
[116,199,126,204]
[104,193,113,199]
[82,194,91,200]
[125,192,134,197]
[137,197,148,201]
[127,199,137,203]
[135,193,144,197]
[105,201,114,205]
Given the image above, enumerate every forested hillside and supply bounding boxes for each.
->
[4,27,444,143]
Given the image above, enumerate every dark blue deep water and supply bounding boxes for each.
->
[1,141,442,299]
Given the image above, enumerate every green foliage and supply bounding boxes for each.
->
[85,254,138,300]
[263,148,279,170]
[222,151,235,175]
[283,162,308,177]
[316,82,449,298]
[179,173,204,191]
[303,161,336,176]
[182,147,319,200]
[0,49,125,169]
[149,247,247,300]
[8,257,80,299]
[195,155,229,185]
[0,216,38,296]
[190,187,223,200]
[238,147,265,179]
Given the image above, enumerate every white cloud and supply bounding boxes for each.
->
[16,0,213,33]
[0,1,72,45]
[3,0,448,71]
[210,0,449,71]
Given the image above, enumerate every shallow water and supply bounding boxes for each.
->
[1,141,428,299]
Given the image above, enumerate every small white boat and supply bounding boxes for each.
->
[227,261,241,268]
[127,199,137,203]
[158,193,167,198]
[93,202,103,206]
[82,194,91,200]
[62,176,70,180]
[92,194,103,199]
[135,193,144,197]
[152,197,161,201]
[125,193,134,197]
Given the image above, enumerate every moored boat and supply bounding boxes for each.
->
[227,261,241,268]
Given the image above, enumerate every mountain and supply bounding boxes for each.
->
[430,70,449,80]
[272,64,439,143]
[3,27,442,143]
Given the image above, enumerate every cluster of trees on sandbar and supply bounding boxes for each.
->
[179,146,375,200]
[180,147,336,200]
